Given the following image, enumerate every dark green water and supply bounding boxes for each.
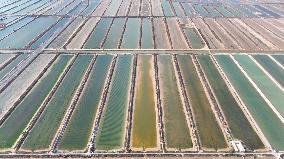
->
[272,55,284,66]
[198,55,263,150]
[59,55,113,151]
[22,55,93,151]
[96,55,133,150]
[184,28,204,49]
[102,18,126,49]
[234,55,284,120]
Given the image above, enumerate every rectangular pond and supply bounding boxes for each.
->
[132,55,157,150]
[141,18,154,49]
[0,16,59,49]
[120,18,141,49]
[103,0,122,16]
[0,54,28,80]
[0,54,55,121]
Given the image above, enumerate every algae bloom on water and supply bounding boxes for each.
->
[132,55,158,150]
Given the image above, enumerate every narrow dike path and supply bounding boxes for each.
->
[124,54,137,152]
[153,54,165,152]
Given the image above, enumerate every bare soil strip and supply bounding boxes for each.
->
[215,18,258,50]
[128,0,140,16]
[151,0,163,16]
[241,18,284,49]
[165,18,189,49]
[66,17,100,49]
[252,18,284,41]
[228,19,269,50]
[232,19,278,50]
[140,0,151,16]
[91,0,112,16]
[191,18,224,49]
[152,18,171,49]
[203,18,240,50]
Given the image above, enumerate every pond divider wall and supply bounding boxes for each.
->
[124,54,137,152]
[173,55,200,151]
[153,54,165,152]
[88,55,117,153]
[51,55,98,152]
[118,18,129,49]
[14,54,78,152]
[163,18,173,49]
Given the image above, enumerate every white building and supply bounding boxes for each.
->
[230,140,245,152]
